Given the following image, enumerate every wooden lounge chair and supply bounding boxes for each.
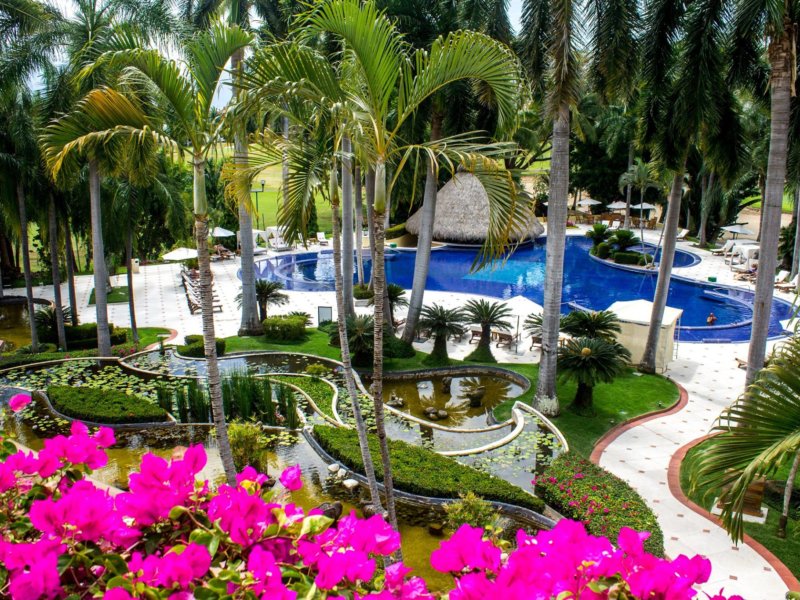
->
[776,273,799,292]
[529,333,542,350]
[468,328,483,344]
[495,331,518,348]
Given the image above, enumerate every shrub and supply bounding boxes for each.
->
[353,284,374,300]
[314,425,545,513]
[595,242,611,259]
[385,223,406,239]
[535,452,664,556]
[228,420,272,473]
[444,492,500,531]
[286,311,313,326]
[178,337,226,357]
[613,251,642,265]
[384,333,416,358]
[43,323,128,350]
[48,385,168,424]
[305,363,330,377]
[637,253,654,266]
[262,315,307,341]
[317,320,338,335]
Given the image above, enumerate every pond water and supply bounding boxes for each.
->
[377,374,524,429]
[0,302,31,352]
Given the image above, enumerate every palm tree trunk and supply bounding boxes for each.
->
[88,160,111,356]
[402,112,442,345]
[282,116,290,207]
[623,144,633,229]
[341,137,355,317]
[16,181,38,353]
[366,168,376,287]
[746,23,793,387]
[370,160,400,536]
[232,49,263,337]
[778,449,800,538]
[699,172,715,247]
[640,165,685,373]
[64,218,79,326]
[791,187,800,280]
[534,103,570,417]
[330,174,383,513]
[193,157,236,486]
[355,165,365,286]
[125,225,139,344]
[48,195,66,350]
[571,382,594,414]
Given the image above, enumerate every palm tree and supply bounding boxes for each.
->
[463,299,512,362]
[691,335,800,541]
[557,337,631,415]
[618,157,658,234]
[561,309,621,341]
[41,22,254,486]
[255,280,288,320]
[418,304,465,365]
[520,0,637,416]
[585,223,611,247]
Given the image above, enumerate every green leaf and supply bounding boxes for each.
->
[189,529,220,558]
[103,554,129,575]
[299,514,333,537]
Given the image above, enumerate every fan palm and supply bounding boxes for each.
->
[418,304,465,365]
[557,336,631,415]
[585,223,611,247]
[463,299,512,361]
[255,280,288,320]
[41,22,254,486]
[691,336,800,541]
[561,309,621,341]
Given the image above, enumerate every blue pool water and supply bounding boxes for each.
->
[251,237,794,343]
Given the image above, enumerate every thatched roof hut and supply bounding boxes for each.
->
[405,173,543,244]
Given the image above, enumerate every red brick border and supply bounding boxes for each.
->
[589,378,689,464]
[144,328,179,351]
[669,436,800,592]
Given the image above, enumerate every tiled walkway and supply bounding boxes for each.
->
[12,229,798,598]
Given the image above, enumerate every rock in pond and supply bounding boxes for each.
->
[342,478,360,490]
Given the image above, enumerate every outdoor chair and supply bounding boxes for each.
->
[647,218,658,230]
[676,228,689,240]
[711,240,734,256]
[468,328,484,344]
[776,273,799,292]
[774,270,790,285]
[316,232,329,245]
[529,333,542,350]
[495,331,518,348]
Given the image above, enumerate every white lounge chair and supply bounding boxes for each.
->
[774,270,790,284]
[676,228,689,240]
[711,239,734,256]
[270,236,292,252]
[317,231,329,245]
[776,273,799,292]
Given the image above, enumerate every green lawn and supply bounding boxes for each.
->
[224,330,678,458]
[744,193,795,214]
[681,440,800,578]
[135,327,173,348]
[249,165,333,233]
[88,286,130,305]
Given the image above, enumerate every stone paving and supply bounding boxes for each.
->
[12,227,799,598]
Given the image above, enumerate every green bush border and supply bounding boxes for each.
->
[48,385,169,424]
[314,425,545,513]
[535,451,664,555]
[178,336,226,358]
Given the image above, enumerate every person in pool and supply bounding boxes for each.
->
[707,312,718,325]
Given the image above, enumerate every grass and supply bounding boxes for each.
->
[88,286,130,305]
[135,327,173,348]
[744,192,795,214]
[224,331,678,458]
[249,165,333,233]
[681,440,800,578]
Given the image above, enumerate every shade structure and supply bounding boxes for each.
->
[577,198,602,206]
[606,299,683,373]
[631,202,657,210]
[405,172,544,244]
[721,224,754,236]
[607,201,628,210]
[210,226,235,237]
[503,295,542,318]
[163,247,198,261]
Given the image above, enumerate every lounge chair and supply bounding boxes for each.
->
[774,270,790,285]
[711,240,734,256]
[495,331,518,348]
[676,228,689,240]
[776,274,799,292]
[270,236,292,252]
[317,232,329,245]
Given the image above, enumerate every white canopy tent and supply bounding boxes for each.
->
[607,299,683,373]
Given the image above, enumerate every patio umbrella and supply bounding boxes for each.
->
[502,296,542,353]
[721,224,754,239]
[631,202,657,210]
[577,198,602,207]
[163,247,198,261]
[210,226,235,237]
[607,201,628,210]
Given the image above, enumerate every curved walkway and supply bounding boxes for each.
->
[593,341,794,598]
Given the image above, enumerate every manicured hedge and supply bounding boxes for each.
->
[262,315,307,341]
[613,251,642,265]
[42,323,127,349]
[535,452,664,556]
[178,335,226,358]
[314,425,545,513]
[595,242,611,259]
[48,385,169,424]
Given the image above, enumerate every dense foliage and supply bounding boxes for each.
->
[178,335,226,358]
[262,315,308,341]
[48,385,168,424]
[536,452,665,556]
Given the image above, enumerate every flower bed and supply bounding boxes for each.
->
[313,425,546,513]
[535,451,664,556]
[48,385,169,424]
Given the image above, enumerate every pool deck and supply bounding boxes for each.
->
[10,226,799,598]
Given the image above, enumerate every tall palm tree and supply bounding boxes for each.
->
[557,336,631,414]
[692,335,800,541]
[418,303,465,365]
[618,157,658,239]
[520,0,638,417]
[41,22,253,486]
[463,299,512,362]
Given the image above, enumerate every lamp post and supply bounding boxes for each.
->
[251,179,266,230]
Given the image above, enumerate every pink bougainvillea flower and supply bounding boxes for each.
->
[279,464,302,491]
[9,393,31,412]
[237,465,269,487]
[208,484,277,547]
[129,543,211,588]
[430,524,501,574]
[247,545,297,599]
[0,538,64,600]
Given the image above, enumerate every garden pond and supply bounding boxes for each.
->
[0,300,32,352]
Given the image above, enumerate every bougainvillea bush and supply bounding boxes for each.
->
[0,393,740,599]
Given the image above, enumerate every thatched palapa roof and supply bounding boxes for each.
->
[405,173,543,244]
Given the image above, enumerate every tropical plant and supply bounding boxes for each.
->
[557,337,631,415]
[561,310,622,341]
[240,280,289,320]
[342,314,375,367]
[368,282,408,325]
[418,304,465,365]
[585,223,611,248]
[618,158,659,226]
[608,229,640,252]
[691,335,800,541]
[463,299,512,362]
[34,305,75,341]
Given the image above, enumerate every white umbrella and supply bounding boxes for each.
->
[607,201,628,210]
[163,247,198,261]
[721,224,754,237]
[577,198,602,207]
[631,202,657,210]
[210,226,235,237]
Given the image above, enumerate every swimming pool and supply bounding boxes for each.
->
[251,236,794,343]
